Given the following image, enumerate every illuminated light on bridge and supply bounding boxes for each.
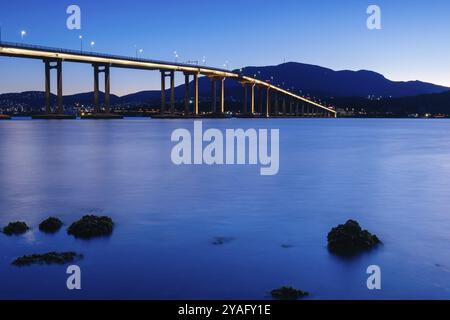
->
[0,41,337,119]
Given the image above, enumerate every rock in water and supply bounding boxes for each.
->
[211,237,235,245]
[12,252,83,266]
[39,217,63,233]
[327,220,381,255]
[67,215,114,239]
[2,222,29,235]
[271,286,309,300]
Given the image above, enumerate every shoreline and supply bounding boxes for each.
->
[2,113,450,120]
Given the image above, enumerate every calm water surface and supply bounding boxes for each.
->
[1,118,450,299]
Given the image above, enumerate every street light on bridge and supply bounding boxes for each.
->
[20,30,26,44]
[79,35,83,52]
[90,41,95,53]
[134,45,144,59]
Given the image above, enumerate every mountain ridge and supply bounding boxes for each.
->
[0,62,448,107]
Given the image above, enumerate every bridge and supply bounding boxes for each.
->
[0,41,337,119]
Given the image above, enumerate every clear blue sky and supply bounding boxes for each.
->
[1,0,450,95]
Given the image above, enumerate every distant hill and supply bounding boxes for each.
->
[238,62,449,98]
[120,62,450,103]
[1,62,449,112]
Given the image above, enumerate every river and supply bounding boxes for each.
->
[1,118,449,299]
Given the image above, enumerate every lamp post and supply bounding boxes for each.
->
[79,35,83,52]
[90,41,95,53]
[20,30,26,44]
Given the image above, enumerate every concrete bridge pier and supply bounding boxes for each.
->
[304,105,310,117]
[184,73,190,116]
[44,60,62,113]
[240,81,255,117]
[170,71,175,114]
[250,84,255,115]
[32,60,75,119]
[104,65,111,114]
[242,83,248,115]
[209,77,219,115]
[258,86,264,115]
[265,87,270,118]
[160,71,166,114]
[193,73,199,116]
[274,93,279,117]
[44,60,51,114]
[93,64,100,113]
[295,102,300,117]
[219,78,225,115]
[209,76,226,116]
[282,97,287,116]
[83,64,122,119]
[56,61,63,114]
[160,70,175,115]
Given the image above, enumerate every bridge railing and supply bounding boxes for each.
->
[0,41,231,73]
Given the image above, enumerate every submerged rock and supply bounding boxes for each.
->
[211,237,235,245]
[12,252,83,266]
[327,220,381,255]
[67,215,114,239]
[3,222,29,236]
[39,217,63,233]
[271,286,309,300]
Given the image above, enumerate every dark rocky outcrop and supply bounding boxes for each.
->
[271,286,309,300]
[67,215,114,239]
[327,220,381,255]
[39,217,63,233]
[12,252,83,266]
[2,222,29,235]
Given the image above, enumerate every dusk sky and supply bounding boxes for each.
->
[1,0,450,96]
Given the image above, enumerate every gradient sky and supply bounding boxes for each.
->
[1,0,450,96]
